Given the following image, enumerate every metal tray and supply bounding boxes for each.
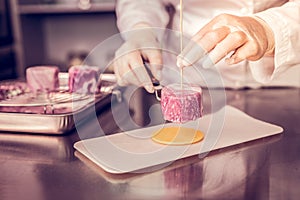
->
[0,74,121,134]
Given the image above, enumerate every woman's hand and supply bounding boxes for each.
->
[113,26,163,93]
[177,14,275,69]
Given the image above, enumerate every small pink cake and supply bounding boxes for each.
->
[26,66,59,93]
[68,65,100,94]
[161,84,203,123]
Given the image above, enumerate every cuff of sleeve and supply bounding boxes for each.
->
[249,10,289,83]
[248,57,274,83]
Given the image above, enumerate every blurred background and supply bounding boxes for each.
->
[0,0,118,80]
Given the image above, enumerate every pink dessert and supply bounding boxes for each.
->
[68,65,100,94]
[161,84,203,123]
[26,66,59,93]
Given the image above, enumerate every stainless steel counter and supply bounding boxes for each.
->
[0,87,299,200]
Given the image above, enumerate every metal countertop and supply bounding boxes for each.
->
[0,87,299,200]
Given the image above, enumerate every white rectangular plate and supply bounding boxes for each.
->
[74,106,283,174]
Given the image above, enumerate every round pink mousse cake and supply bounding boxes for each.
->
[161,84,203,123]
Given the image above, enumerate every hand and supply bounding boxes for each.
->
[177,14,275,69]
[113,27,163,93]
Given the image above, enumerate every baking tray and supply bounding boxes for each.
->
[0,73,121,134]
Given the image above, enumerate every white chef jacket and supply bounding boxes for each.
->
[116,0,300,88]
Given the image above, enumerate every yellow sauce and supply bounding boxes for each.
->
[152,126,204,145]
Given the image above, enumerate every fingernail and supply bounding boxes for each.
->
[144,84,154,93]
[181,59,190,67]
[225,58,230,64]
[177,55,191,68]
[202,57,214,69]
[226,57,235,65]
[176,56,183,68]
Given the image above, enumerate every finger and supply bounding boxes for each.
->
[113,60,129,86]
[203,31,248,68]
[121,65,142,87]
[195,26,231,54]
[115,51,142,87]
[177,26,231,68]
[143,49,163,80]
[127,54,155,93]
[226,41,261,64]
[177,41,206,68]
[191,15,227,40]
[130,65,155,93]
[225,45,250,65]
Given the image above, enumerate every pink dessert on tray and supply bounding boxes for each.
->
[26,66,59,93]
[161,84,203,123]
[68,65,100,94]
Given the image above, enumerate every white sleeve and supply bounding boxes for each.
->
[116,0,170,33]
[249,0,300,83]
